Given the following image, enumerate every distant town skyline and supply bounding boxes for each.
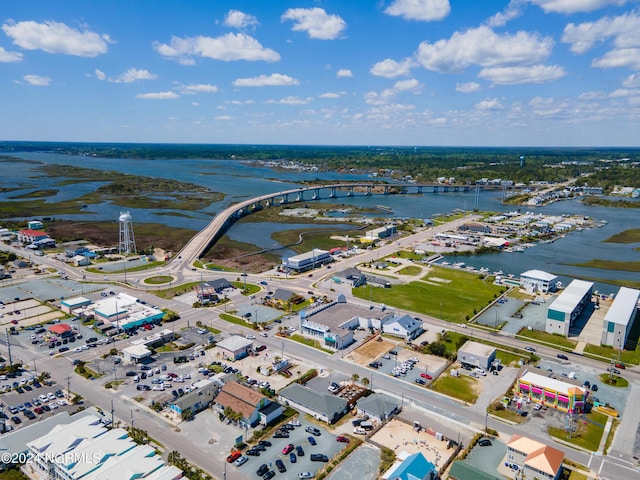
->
[1,1,640,147]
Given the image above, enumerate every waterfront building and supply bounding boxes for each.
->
[516,370,588,413]
[17,229,49,244]
[506,434,565,480]
[545,280,593,336]
[601,286,640,348]
[519,269,558,294]
[281,248,332,273]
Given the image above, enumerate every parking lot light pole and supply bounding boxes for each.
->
[485,412,488,434]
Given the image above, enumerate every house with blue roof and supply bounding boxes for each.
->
[384,452,436,480]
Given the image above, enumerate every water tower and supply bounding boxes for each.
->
[118,211,137,256]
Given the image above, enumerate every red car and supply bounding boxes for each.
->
[226,451,241,463]
[614,363,626,369]
[336,436,350,443]
[282,443,294,455]
[420,373,433,380]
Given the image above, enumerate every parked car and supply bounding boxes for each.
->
[478,438,492,447]
[415,378,426,385]
[282,443,294,455]
[275,459,286,473]
[305,426,321,436]
[273,431,289,439]
[226,451,242,463]
[233,455,248,467]
[420,373,433,380]
[256,464,269,476]
[259,440,272,447]
[296,445,304,457]
[299,473,314,479]
[307,436,317,446]
[591,384,598,391]
[310,453,328,462]
[289,452,297,463]
[336,435,350,443]
[263,471,276,480]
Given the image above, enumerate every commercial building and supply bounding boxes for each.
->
[331,267,367,287]
[169,379,220,416]
[216,335,254,360]
[506,434,564,480]
[194,278,233,302]
[545,280,593,336]
[298,297,362,350]
[601,286,639,348]
[519,269,558,294]
[84,293,165,332]
[516,370,588,413]
[456,341,496,370]
[356,393,400,423]
[365,224,397,240]
[278,383,348,424]
[382,314,424,341]
[17,229,49,244]
[24,414,182,480]
[213,382,282,428]
[281,248,332,273]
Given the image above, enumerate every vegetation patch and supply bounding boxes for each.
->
[567,259,640,273]
[288,334,334,354]
[548,411,608,452]
[353,266,505,323]
[516,328,577,350]
[144,275,173,285]
[430,374,479,404]
[598,373,629,388]
[603,229,640,243]
[583,343,639,366]
[396,265,423,276]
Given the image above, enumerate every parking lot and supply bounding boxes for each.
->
[1,380,77,431]
[231,418,347,480]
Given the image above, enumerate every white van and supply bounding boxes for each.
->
[474,368,487,376]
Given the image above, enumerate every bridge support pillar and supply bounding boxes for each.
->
[347,187,353,197]
[418,186,423,194]
[366,186,372,196]
[383,186,389,195]
[329,187,336,198]
[312,188,319,200]
[267,198,275,207]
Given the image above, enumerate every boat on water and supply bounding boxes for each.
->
[453,262,465,268]
[374,204,394,213]
[479,267,489,273]
[513,246,525,252]
[441,261,450,266]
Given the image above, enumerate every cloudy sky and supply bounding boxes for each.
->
[2,0,640,146]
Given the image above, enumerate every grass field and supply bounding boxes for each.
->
[548,411,608,452]
[516,328,577,350]
[430,374,479,404]
[353,266,505,323]
[396,265,423,276]
[583,343,640,366]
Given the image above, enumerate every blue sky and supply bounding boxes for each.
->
[2,0,640,146]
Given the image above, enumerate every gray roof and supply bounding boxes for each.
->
[279,383,347,420]
[207,278,231,291]
[274,288,295,302]
[356,393,400,419]
[171,380,219,411]
[335,267,363,280]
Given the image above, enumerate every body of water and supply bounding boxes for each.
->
[1,149,638,291]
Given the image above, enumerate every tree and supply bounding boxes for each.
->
[351,373,360,385]
[181,408,194,422]
[167,450,182,465]
[361,377,370,390]
[37,371,51,384]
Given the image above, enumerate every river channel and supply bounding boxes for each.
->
[1,150,638,293]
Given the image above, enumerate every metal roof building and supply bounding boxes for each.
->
[520,269,558,293]
[601,286,640,348]
[546,280,593,336]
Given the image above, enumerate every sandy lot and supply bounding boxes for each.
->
[345,337,398,364]
[370,418,456,471]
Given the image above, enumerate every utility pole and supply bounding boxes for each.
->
[111,399,114,427]
[33,359,37,378]
[66,374,71,400]
[5,329,13,373]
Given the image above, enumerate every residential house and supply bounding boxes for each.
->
[506,434,564,480]
[213,382,282,428]
[278,383,348,424]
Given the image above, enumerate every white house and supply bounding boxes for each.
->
[382,314,423,341]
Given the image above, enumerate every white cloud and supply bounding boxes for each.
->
[336,69,352,78]
[610,87,640,97]
[562,12,640,55]
[319,92,344,98]
[529,0,628,14]
[365,78,422,104]
[265,96,313,105]
[622,72,640,87]
[0,46,22,62]
[479,64,566,85]
[487,0,526,27]
[94,69,106,81]
[2,20,109,57]
[224,10,258,29]
[179,83,219,94]
[112,68,157,83]
[136,91,179,99]
[592,48,640,69]
[23,74,51,86]
[281,8,346,40]
[415,26,554,73]
[384,0,451,22]
[153,33,280,64]
[370,58,413,78]
[456,82,481,93]
[215,115,233,120]
[476,98,504,110]
[232,73,299,87]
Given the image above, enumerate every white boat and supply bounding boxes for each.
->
[441,261,450,266]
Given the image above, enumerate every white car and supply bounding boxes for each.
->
[38,394,48,402]
[57,399,67,406]
[246,334,256,339]
[259,332,268,337]
[152,385,165,391]
[49,402,59,410]
[234,455,248,467]
[299,473,314,479]
[47,392,56,401]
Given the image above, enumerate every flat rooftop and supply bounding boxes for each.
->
[304,302,383,331]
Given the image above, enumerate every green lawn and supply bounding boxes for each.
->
[597,373,629,388]
[288,334,334,354]
[548,411,608,452]
[353,266,505,323]
[516,328,577,350]
[219,313,251,328]
[396,266,423,276]
[430,374,479,404]
[495,350,527,367]
[231,281,261,295]
[143,275,173,285]
[583,344,640,366]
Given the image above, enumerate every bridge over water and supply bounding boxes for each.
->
[172,182,514,268]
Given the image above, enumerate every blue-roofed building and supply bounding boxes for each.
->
[384,451,436,480]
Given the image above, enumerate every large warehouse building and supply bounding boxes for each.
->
[545,280,593,336]
[519,269,558,294]
[281,248,332,273]
[601,286,640,348]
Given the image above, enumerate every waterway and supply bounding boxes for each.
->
[1,150,638,292]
